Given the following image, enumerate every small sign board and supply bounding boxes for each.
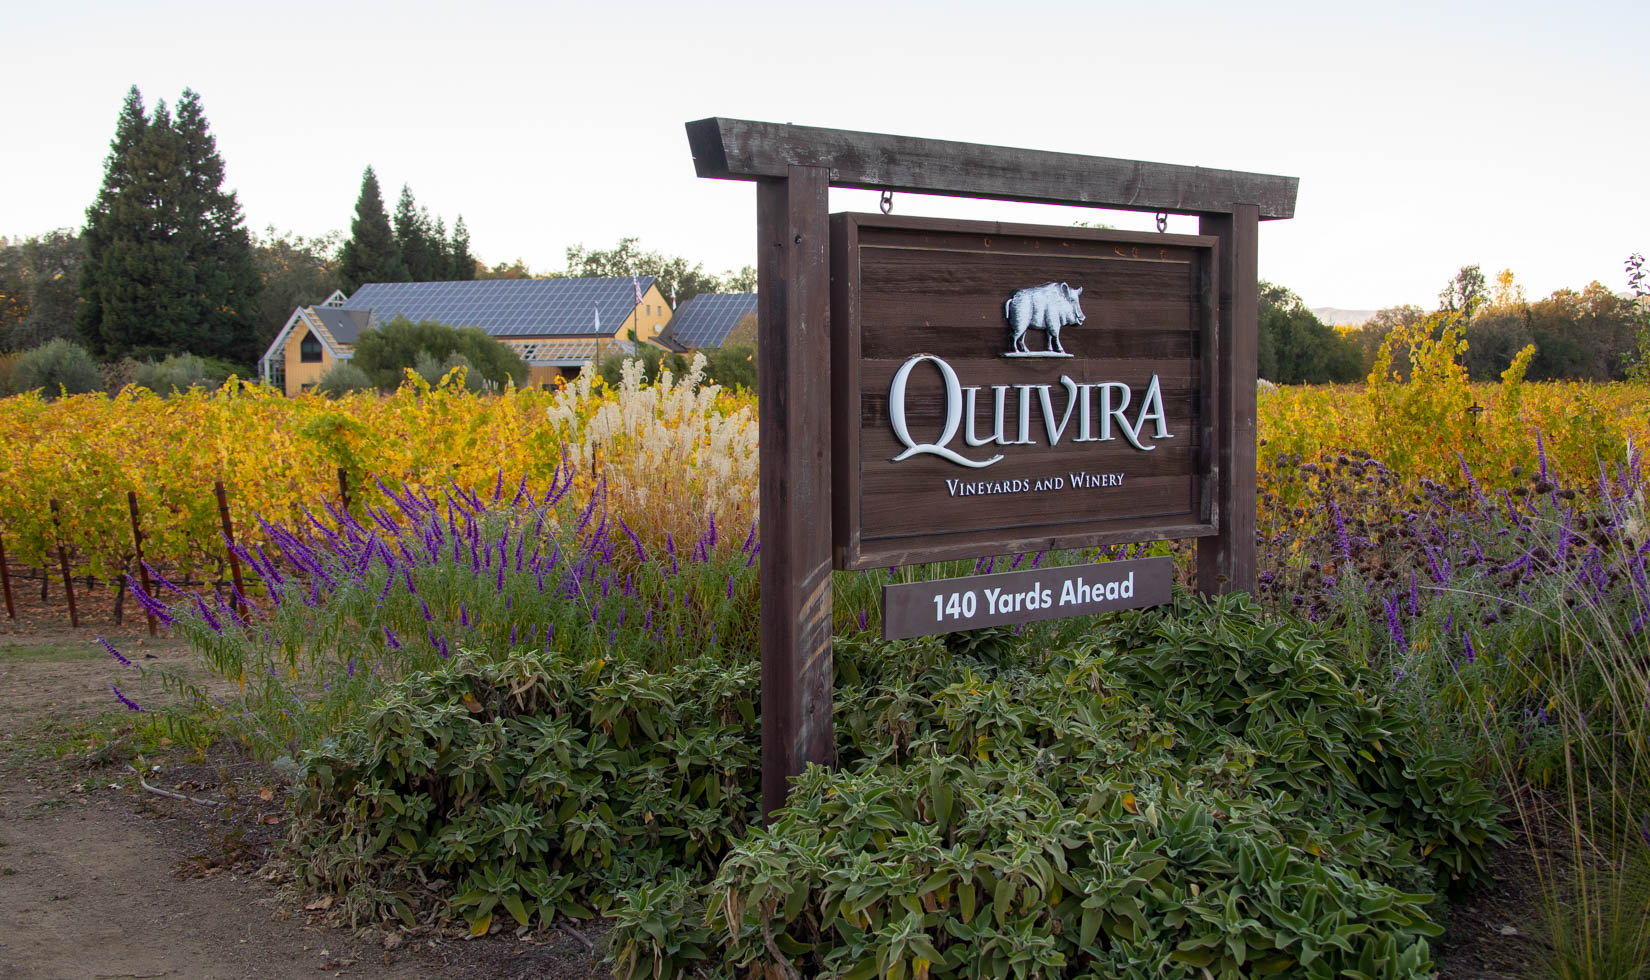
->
[831,213,1219,571]
[883,555,1172,639]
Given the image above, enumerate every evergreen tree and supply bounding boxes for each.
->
[449,216,475,280]
[337,166,405,293]
[393,184,437,281]
[170,89,263,365]
[77,86,155,356]
[77,87,262,364]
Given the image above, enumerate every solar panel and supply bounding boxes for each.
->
[661,293,758,350]
[341,277,654,338]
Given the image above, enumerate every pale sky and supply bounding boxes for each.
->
[3,0,1645,311]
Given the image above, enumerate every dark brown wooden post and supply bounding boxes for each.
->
[756,165,836,818]
[337,467,351,513]
[0,531,14,619]
[128,491,157,636]
[1196,204,1260,595]
[49,499,78,628]
[214,481,248,622]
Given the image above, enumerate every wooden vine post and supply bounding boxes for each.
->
[213,481,247,623]
[128,491,157,636]
[0,530,14,619]
[49,498,78,628]
[337,467,351,513]
[685,118,1295,816]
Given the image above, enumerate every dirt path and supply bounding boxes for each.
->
[0,639,602,980]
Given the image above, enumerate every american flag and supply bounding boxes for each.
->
[632,275,643,308]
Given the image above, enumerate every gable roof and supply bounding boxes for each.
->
[312,306,372,344]
[656,292,757,351]
[341,277,656,338]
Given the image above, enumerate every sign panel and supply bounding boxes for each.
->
[831,214,1219,570]
[883,556,1172,639]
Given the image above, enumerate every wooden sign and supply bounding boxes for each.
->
[883,556,1172,639]
[686,117,1293,817]
[832,214,1218,570]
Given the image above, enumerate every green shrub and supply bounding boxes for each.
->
[350,315,527,390]
[702,343,755,391]
[5,338,102,397]
[132,352,241,393]
[413,351,485,392]
[631,593,1505,978]
[312,361,375,397]
[286,647,761,931]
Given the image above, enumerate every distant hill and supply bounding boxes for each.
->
[1312,307,1379,327]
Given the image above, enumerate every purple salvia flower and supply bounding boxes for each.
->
[544,621,555,650]
[111,684,142,711]
[1383,594,1405,650]
[858,609,868,631]
[1536,430,1551,480]
[377,571,396,603]
[726,574,734,600]
[1463,632,1476,663]
[746,541,760,567]
[1032,551,1044,569]
[460,602,470,628]
[708,512,717,550]
[98,634,133,667]
[617,516,647,562]
[643,608,653,631]
[1456,453,1484,501]
[510,624,518,646]
[254,544,284,586]
[144,561,184,594]
[511,474,530,509]
[492,470,505,505]
[128,577,178,626]
[1010,553,1026,570]
[419,595,434,621]
[741,520,757,555]
[193,595,223,633]
[1408,572,1420,617]
[1329,499,1351,562]
[383,626,400,651]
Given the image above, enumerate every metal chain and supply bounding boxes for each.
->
[880,190,894,215]
[1155,212,1168,233]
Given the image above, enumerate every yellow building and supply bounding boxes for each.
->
[259,277,674,396]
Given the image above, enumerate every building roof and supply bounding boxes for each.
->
[656,292,757,351]
[341,277,656,338]
[312,306,372,344]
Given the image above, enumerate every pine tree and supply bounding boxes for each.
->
[337,167,405,293]
[171,89,262,365]
[449,216,475,280]
[77,86,153,356]
[393,184,436,281]
[77,87,262,364]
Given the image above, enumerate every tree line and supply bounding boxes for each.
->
[0,85,757,392]
[4,86,1641,395]
[1257,263,1647,385]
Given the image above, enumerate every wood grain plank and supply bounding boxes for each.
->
[1196,206,1257,594]
[686,118,1299,219]
[757,167,836,819]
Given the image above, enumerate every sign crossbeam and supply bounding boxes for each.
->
[687,117,1298,220]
